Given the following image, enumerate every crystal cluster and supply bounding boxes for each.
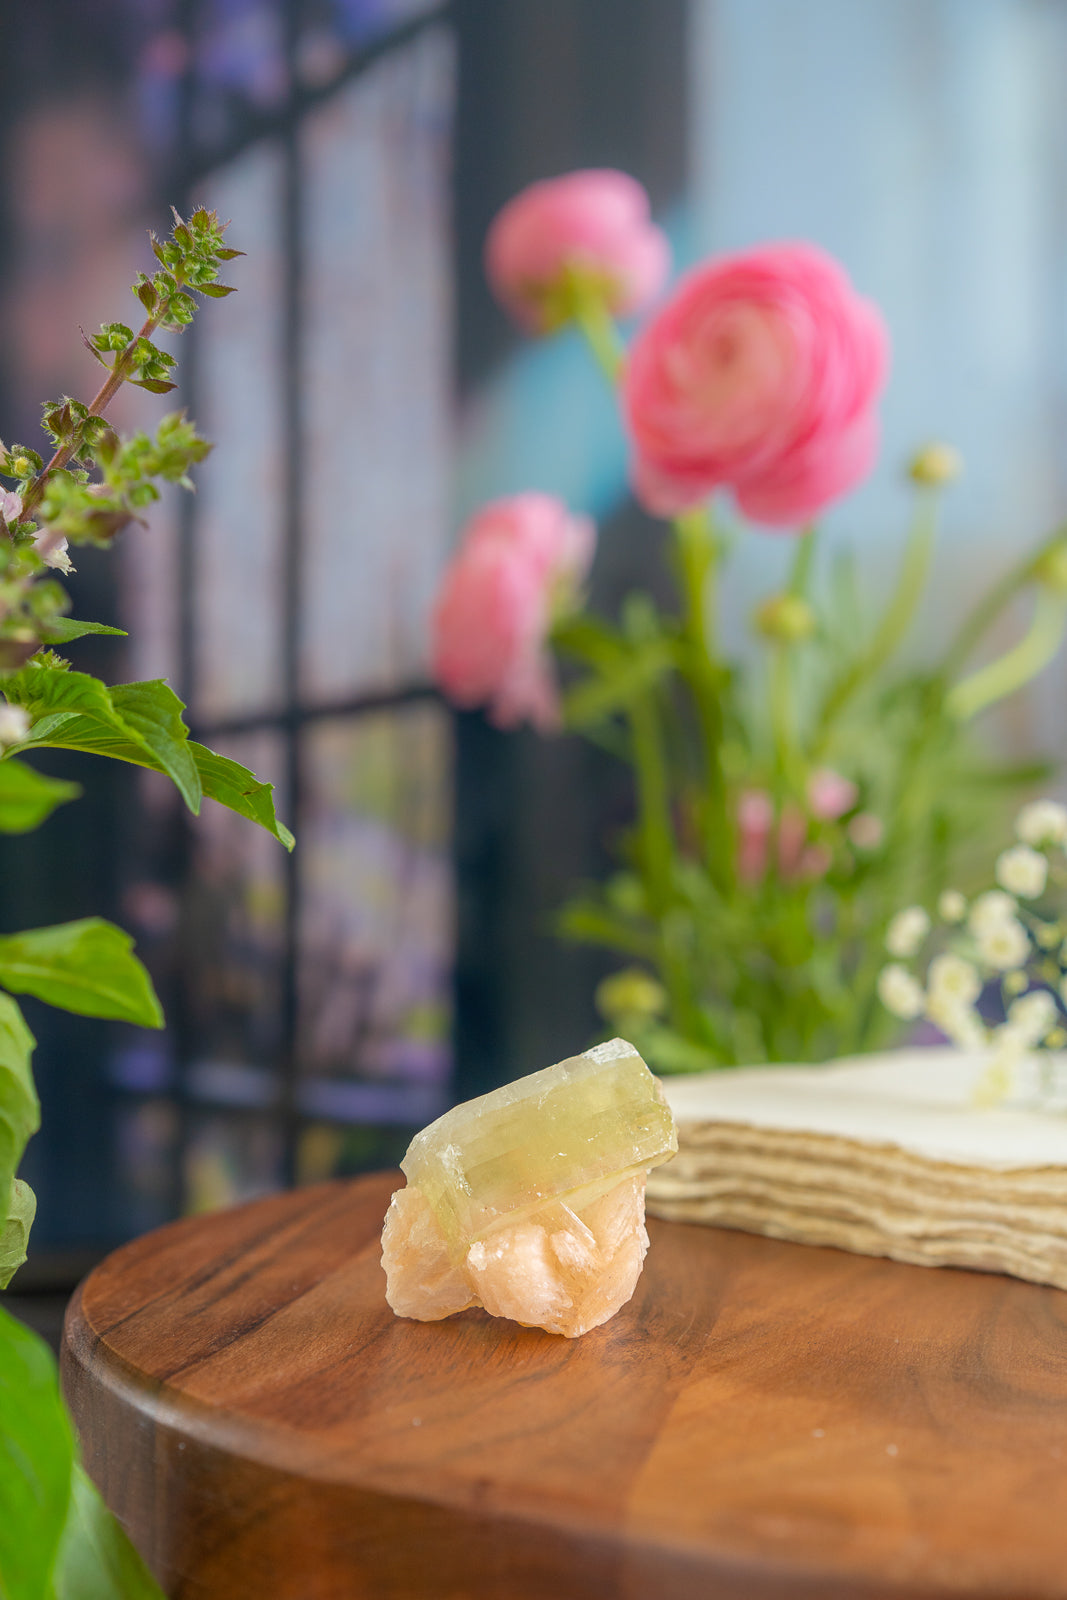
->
[381,1038,677,1338]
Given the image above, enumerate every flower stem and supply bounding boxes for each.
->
[571,291,626,383]
[940,522,1067,680]
[673,505,729,886]
[628,690,674,913]
[19,287,186,524]
[813,486,939,753]
[946,587,1067,721]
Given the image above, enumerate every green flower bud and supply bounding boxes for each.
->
[595,966,668,1024]
[1033,541,1067,595]
[753,593,816,644]
[908,443,963,487]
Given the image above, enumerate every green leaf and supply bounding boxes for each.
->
[0,1177,36,1288]
[562,639,676,729]
[53,1465,164,1600]
[109,682,200,812]
[0,1308,74,1599]
[4,668,293,847]
[37,619,128,645]
[0,994,38,1202]
[0,1311,164,1600]
[0,759,80,833]
[6,667,201,814]
[191,743,295,851]
[0,919,164,1028]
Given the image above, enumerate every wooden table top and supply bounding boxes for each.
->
[62,1171,1067,1600]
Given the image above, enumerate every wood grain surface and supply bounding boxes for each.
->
[62,1171,1067,1599]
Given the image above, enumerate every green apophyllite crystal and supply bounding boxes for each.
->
[401,1037,677,1261]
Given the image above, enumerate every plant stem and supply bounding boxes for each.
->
[570,291,626,383]
[628,690,674,914]
[19,293,183,524]
[673,505,729,886]
[940,521,1067,679]
[812,487,939,754]
[946,588,1067,721]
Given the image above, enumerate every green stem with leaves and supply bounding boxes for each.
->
[812,486,940,755]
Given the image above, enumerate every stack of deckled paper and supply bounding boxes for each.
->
[646,1048,1067,1289]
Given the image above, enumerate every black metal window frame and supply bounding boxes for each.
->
[161,0,454,1201]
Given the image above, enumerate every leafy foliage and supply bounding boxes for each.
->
[0,206,276,1592]
[4,664,293,846]
[0,759,80,833]
[0,920,164,1028]
[0,1310,163,1598]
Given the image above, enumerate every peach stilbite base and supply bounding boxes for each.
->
[382,1172,650,1338]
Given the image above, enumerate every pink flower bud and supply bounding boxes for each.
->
[622,242,889,527]
[432,494,595,731]
[807,767,858,821]
[485,170,670,333]
[737,788,774,885]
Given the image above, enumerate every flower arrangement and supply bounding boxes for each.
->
[434,168,1067,1073]
[878,799,1067,1103]
[0,211,290,1596]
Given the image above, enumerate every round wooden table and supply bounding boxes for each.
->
[62,1171,1067,1599]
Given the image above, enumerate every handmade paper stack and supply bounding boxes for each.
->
[646,1048,1067,1290]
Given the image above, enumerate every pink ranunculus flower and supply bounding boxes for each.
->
[485,170,670,333]
[432,493,595,731]
[622,242,889,527]
[808,768,858,821]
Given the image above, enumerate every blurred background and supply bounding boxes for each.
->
[1,0,1066,1340]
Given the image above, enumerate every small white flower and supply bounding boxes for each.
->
[996,845,1048,900]
[885,906,930,958]
[32,526,73,576]
[927,953,981,1007]
[877,964,924,1020]
[968,890,1018,935]
[975,915,1031,972]
[0,704,30,748]
[1015,799,1067,847]
[1007,989,1058,1046]
[938,889,967,924]
[927,992,986,1048]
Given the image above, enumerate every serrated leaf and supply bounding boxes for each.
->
[37,619,128,645]
[0,1308,75,1599]
[0,993,37,1213]
[196,283,236,298]
[0,1177,36,1288]
[53,1465,164,1600]
[6,667,202,814]
[191,743,294,850]
[0,759,80,833]
[0,919,163,1027]
[129,379,177,395]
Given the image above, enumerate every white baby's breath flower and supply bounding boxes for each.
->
[927,992,986,1049]
[927,953,981,1007]
[975,915,1031,972]
[938,889,967,924]
[968,890,1018,935]
[1006,989,1058,1046]
[877,964,924,1020]
[0,704,30,748]
[1015,799,1067,847]
[885,906,930,959]
[996,845,1048,900]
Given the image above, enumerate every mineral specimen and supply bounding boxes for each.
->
[381,1037,677,1337]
